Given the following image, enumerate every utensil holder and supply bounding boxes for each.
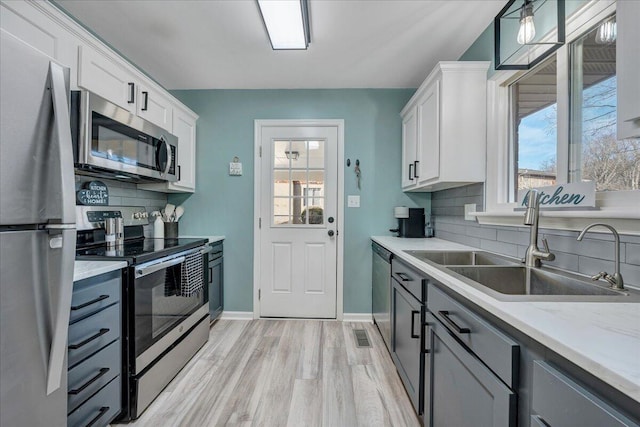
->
[164,222,179,239]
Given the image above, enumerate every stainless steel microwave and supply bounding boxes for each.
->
[71,90,178,182]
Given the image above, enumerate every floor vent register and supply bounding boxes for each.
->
[353,329,372,348]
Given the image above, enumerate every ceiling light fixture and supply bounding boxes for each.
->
[257,0,310,50]
[517,1,536,45]
[285,150,300,160]
[595,16,616,45]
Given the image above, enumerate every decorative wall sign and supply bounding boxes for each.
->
[76,180,109,206]
[516,181,596,210]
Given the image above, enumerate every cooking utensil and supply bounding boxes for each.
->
[164,203,175,221]
[174,205,185,222]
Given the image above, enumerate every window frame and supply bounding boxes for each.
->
[481,0,640,234]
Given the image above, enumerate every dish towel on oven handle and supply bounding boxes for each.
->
[180,251,204,297]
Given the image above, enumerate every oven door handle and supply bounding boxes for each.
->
[135,256,185,278]
[200,246,213,255]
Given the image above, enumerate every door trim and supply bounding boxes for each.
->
[253,119,345,320]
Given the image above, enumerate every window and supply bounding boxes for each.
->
[484,1,639,230]
[510,55,558,200]
[569,17,640,191]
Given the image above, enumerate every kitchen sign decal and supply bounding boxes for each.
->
[515,182,596,210]
[76,180,109,206]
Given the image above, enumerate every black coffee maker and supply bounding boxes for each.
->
[390,207,425,238]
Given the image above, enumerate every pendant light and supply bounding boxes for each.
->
[517,1,536,45]
[595,17,616,45]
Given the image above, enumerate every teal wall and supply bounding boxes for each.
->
[169,89,429,313]
[460,0,588,75]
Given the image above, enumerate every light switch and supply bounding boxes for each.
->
[229,162,242,176]
[348,195,360,208]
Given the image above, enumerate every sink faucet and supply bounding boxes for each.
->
[577,223,624,290]
[523,189,556,267]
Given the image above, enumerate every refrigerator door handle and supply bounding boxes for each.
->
[45,228,76,395]
[48,61,76,225]
[44,61,77,395]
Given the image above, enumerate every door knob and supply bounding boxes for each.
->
[328,230,335,237]
[328,217,334,223]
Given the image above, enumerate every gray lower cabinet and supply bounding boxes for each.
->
[532,361,639,427]
[424,311,517,427]
[207,241,223,323]
[68,269,122,427]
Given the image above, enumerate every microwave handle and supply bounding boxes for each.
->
[163,140,172,175]
[135,255,185,278]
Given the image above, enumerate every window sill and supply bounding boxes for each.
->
[472,209,640,235]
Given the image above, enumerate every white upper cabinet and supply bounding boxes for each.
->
[136,83,173,133]
[401,62,489,192]
[616,0,640,139]
[77,45,138,112]
[78,47,174,132]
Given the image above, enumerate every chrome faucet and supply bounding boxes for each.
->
[523,190,556,267]
[577,223,624,290]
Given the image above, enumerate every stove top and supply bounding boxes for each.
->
[76,237,208,264]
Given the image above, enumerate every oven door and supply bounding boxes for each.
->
[132,248,208,373]
[72,90,178,182]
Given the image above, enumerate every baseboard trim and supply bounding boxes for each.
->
[342,313,373,323]
[220,311,254,320]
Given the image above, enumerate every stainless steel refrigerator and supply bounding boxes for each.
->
[0,32,77,426]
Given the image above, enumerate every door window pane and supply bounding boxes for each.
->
[509,55,558,200]
[272,139,326,226]
[569,14,640,191]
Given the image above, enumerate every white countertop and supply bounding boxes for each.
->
[372,236,640,403]
[74,260,127,282]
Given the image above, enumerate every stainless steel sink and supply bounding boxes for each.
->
[405,250,519,266]
[446,266,640,302]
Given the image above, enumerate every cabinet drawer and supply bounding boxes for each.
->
[68,340,120,413]
[68,376,121,427]
[71,270,121,323]
[68,304,120,368]
[532,361,639,427]
[392,258,427,302]
[428,285,518,388]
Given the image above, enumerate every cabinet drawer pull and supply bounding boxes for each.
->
[68,328,110,350]
[68,368,110,395]
[141,91,149,111]
[71,294,109,311]
[414,160,419,178]
[410,310,420,339]
[395,272,412,282]
[178,165,181,181]
[408,163,414,181]
[85,406,109,427]
[128,82,135,104]
[438,310,470,334]
[209,267,213,283]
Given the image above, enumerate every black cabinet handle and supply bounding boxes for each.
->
[142,91,149,111]
[423,322,430,354]
[68,368,110,395]
[68,328,110,350]
[71,294,109,311]
[85,406,109,427]
[410,310,420,339]
[128,82,135,104]
[408,163,414,181]
[438,310,470,334]
[178,165,181,181]
[395,272,412,282]
[414,160,420,178]
[209,267,213,283]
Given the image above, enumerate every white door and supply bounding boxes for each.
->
[258,124,339,318]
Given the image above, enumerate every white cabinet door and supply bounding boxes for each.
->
[616,0,640,139]
[417,80,440,185]
[77,45,137,112]
[171,108,196,191]
[137,84,173,132]
[402,108,418,189]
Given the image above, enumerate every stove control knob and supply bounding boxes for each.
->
[133,212,142,219]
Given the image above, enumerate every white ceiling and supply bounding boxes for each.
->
[56,0,505,90]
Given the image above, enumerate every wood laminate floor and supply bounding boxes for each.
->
[126,320,420,427]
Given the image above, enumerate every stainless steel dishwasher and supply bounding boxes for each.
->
[372,241,393,351]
